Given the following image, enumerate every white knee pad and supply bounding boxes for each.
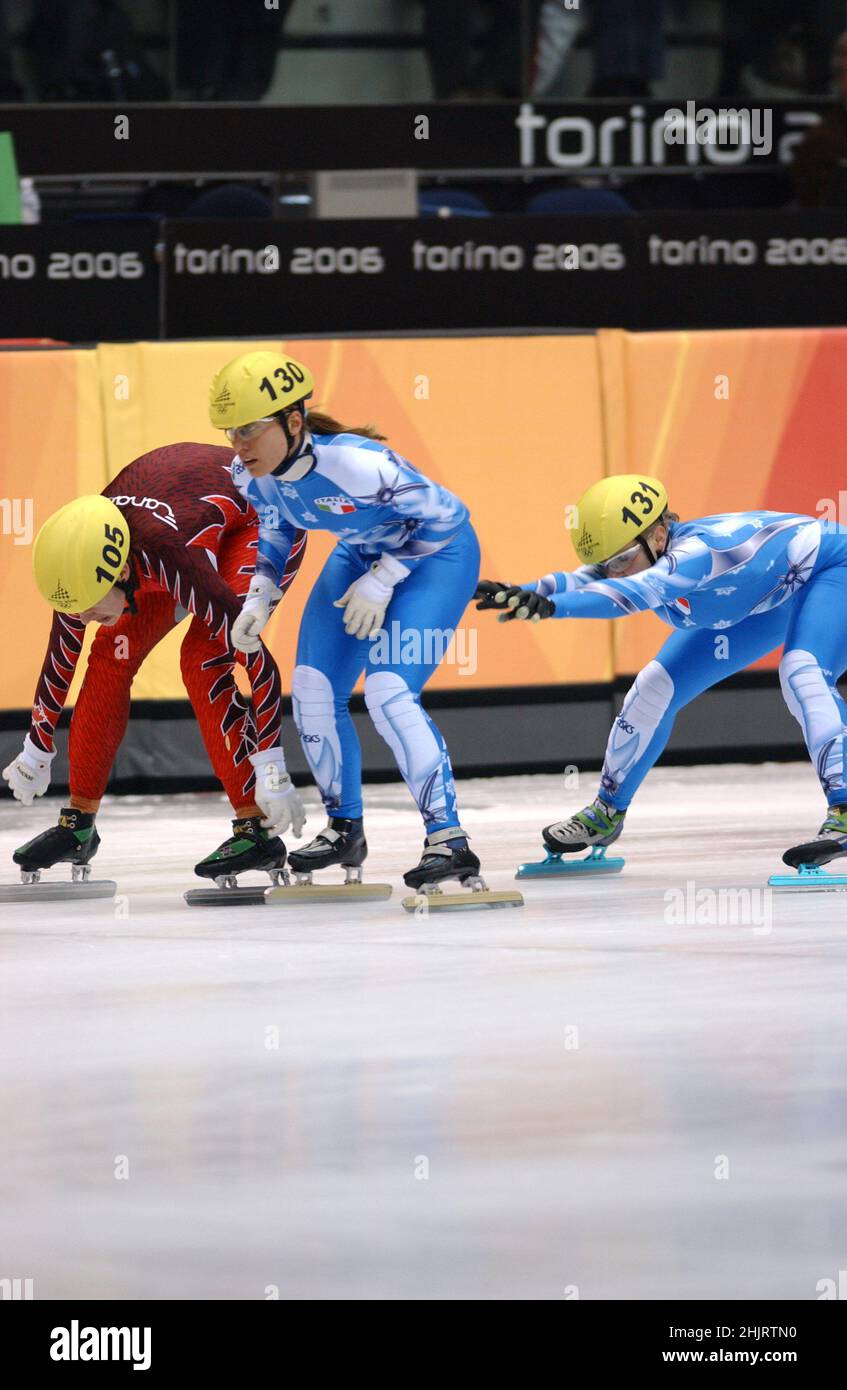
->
[612,660,675,756]
[619,660,675,727]
[291,664,343,802]
[780,648,840,739]
[602,660,675,793]
[292,664,335,728]
[364,671,438,778]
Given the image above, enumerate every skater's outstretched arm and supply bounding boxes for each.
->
[475,565,602,612]
[482,538,712,621]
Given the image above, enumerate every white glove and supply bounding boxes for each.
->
[334,553,410,639]
[250,747,306,837]
[232,574,282,654]
[2,735,56,806]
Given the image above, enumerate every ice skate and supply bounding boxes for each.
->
[185,815,289,906]
[516,798,626,878]
[0,808,116,902]
[768,806,847,891]
[273,818,392,904]
[401,826,523,913]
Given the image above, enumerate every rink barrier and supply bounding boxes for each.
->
[0,671,812,792]
[3,324,846,788]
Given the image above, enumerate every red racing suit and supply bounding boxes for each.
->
[27,444,305,815]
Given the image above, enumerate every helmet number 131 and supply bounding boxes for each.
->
[621,480,661,527]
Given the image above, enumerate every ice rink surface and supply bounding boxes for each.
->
[1,762,845,1301]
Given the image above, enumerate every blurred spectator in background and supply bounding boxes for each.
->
[719,1,847,97]
[420,0,524,99]
[791,29,847,205]
[805,1,847,91]
[0,0,23,100]
[183,184,273,218]
[529,0,584,97]
[24,0,168,100]
[175,0,292,101]
[588,0,666,97]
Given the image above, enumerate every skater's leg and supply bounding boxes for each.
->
[364,525,480,835]
[544,605,793,855]
[179,617,261,818]
[182,515,304,821]
[780,566,847,821]
[68,591,177,812]
[599,607,792,811]
[16,591,177,873]
[292,546,369,819]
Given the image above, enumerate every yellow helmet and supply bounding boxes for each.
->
[208,350,315,431]
[573,474,669,565]
[33,495,130,612]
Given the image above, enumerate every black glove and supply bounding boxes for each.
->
[497,588,555,622]
[474,580,524,611]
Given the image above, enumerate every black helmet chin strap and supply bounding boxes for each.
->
[638,517,672,566]
[114,555,139,615]
[636,534,657,565]
[271,399,313,477]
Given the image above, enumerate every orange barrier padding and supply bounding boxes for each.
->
[0,348,106,710]
[3,328,847,716]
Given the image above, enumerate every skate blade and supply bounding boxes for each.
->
[768,865,847,891]
[266,882,393,905]
[185,885,269,907]
[402,889,524,913]
[516,847,625,878]
[0,880,117,903]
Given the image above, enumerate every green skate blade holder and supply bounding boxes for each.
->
[516,845,625,879]
[768,863,847,891]
[0,132,22,224]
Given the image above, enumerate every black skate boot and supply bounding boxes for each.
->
[782,805,847,869]
[194,815,288,888]
[403,826,481,890]
[287,817,367,884]
[400,826,523,912]
[3,807,116,901]
[14,807,100,882]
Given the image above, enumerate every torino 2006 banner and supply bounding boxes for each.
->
[2,327,847,714]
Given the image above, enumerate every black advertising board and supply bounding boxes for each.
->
[0,100,829,175]
[163,213,847,338]
[0,222,160,340]
[1,213,845,343]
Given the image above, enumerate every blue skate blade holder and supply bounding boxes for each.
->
[516,845,625,879]
[768,863,847,890]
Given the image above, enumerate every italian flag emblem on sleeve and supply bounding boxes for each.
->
[316,496,356,515]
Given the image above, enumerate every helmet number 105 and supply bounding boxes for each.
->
[96,521,126,586]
